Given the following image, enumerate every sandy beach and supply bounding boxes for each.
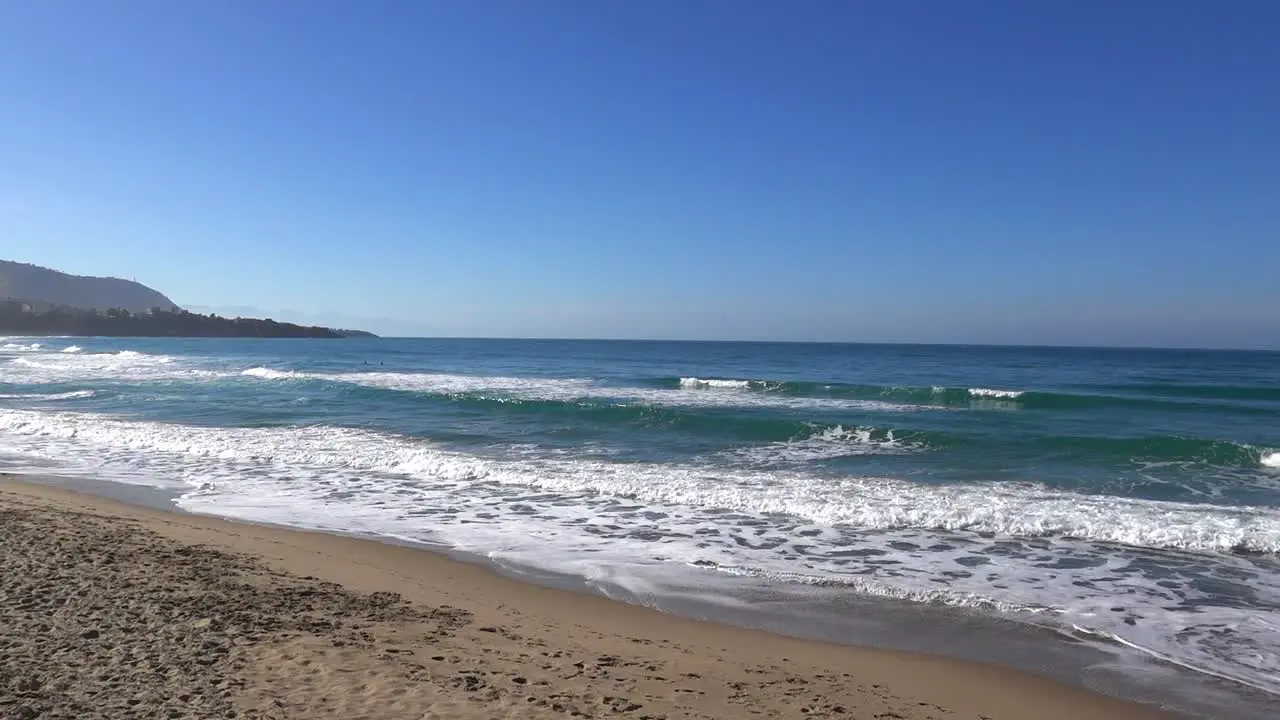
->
[0,474,1171,720]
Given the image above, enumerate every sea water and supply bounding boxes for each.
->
[2,337,1278,709]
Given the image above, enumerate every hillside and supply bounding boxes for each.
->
[0,305,365,338]
[0,260,179,314]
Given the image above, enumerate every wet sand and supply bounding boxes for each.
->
[0,474,1172,719]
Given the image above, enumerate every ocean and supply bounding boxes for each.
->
[2,337,1278,710]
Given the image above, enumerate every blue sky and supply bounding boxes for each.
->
[2,1,1277,347]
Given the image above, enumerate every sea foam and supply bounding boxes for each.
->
[968,388,1024,399]
[0,390,96,401]
[241,367,304,380]
[2,407,1278,694]
[5,349,200,382]
[299,370,921,412]
[679,377,754,389]
[1,408,1275,554]
[724,425,921,465]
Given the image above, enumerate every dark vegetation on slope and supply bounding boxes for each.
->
[0,260,178,314]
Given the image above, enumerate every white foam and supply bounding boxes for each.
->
[101,350,171,363]
[0,410,489,482]
[319,371,921,413]
[0,390,96,401]
[241,367,304,380]
[2,407,1278,694]
[8,356,915,413]
[1,408,1275,553]
[486,461,1280,554]
[644,386,916,412]
[4,350,202,382]
[1263,452,1280,469]
[341,371,602,398]
[711,564,1054,614]
[968,388,1024,399]
[4,355,927,414]
[680,377,753,389]
[725,425,920,465]
[61,345,82,353]
[1,342,42,352]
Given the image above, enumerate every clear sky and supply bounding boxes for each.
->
[2,1,1277,347]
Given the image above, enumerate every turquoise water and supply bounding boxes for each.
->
[2,337,1278,696]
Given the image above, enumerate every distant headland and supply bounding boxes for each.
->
[0,260,374,338]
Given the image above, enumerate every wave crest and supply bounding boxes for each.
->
[968,388,1024,399]
[679,377,754,390]
[242,367,304,380]
[0,390,96,401]
[726,425,923,465]
[2,408,1275,554]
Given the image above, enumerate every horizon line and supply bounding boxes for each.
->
[357,335,1280,354]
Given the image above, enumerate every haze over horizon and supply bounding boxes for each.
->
[3,1,1278,349]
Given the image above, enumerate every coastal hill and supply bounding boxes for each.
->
[0,260,178,314]
[0,259,374,338]
[0,305,373,338]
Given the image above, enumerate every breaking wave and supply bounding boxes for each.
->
[0,409,1275,554]
[679,377,758,390]
[0,390,96,401]
[967,387,1024,399]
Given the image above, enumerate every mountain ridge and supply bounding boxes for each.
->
[0,259,179,314]
[0,259,375,337]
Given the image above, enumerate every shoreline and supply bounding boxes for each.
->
[0,473,1176,719]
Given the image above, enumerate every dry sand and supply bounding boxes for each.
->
[0,474,1172,720]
